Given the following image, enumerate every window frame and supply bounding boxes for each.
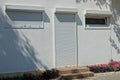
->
[5,5,44,29]
[85,10,112,30]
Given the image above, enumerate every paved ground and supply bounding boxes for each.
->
[76,71,120,80]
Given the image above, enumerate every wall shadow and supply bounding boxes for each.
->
[110,0,120,54]
[43,12,50,23]
[0,6,48,73]
[76,0,110,9]
[76,14,82,26]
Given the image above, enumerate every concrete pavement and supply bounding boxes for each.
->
[75,71,120,80]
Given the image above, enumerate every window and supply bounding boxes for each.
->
[6,5,44,29]
[85,10,112,29]
[86,18,107,25]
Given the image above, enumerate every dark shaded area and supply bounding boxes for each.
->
[86,18,106,25]
[0,69,60,80]
[76,14,82,25]
[55,14,75,22]
[43,12,50,23]
[42,69,60,79]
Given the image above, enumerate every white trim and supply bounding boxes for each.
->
[85,25,111,30]
[75,14,79,66]
[53,9,56,68]
[85,10,112,17]
[6,4,44,12]
[55,8,78,14]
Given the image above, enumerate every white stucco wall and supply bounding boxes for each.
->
[78,30,111,65]
[0,0,54,73]
[0,0,116,73]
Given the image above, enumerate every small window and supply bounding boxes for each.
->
[85,10,112,29]
[86,18,107,25]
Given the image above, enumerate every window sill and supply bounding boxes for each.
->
[85,25,111,30]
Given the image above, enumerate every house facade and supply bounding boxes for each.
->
[0,0,120,73]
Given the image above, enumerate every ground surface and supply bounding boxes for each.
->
[74,71,120,80]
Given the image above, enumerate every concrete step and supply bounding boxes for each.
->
[55,66,94,79]
[60,71,94,79]
[56,66,90,74]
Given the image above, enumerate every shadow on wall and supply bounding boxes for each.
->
[109,0,120,54]
[76,0,110,9]
[0,7,48,73]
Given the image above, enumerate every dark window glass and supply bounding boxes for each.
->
[86,18,107,25]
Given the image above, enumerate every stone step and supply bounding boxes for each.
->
[56,66,90,74]
[60,71,94,79]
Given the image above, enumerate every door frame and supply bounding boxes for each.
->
[54,13,78,67]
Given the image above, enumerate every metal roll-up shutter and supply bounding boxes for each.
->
[6,10,43,28]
